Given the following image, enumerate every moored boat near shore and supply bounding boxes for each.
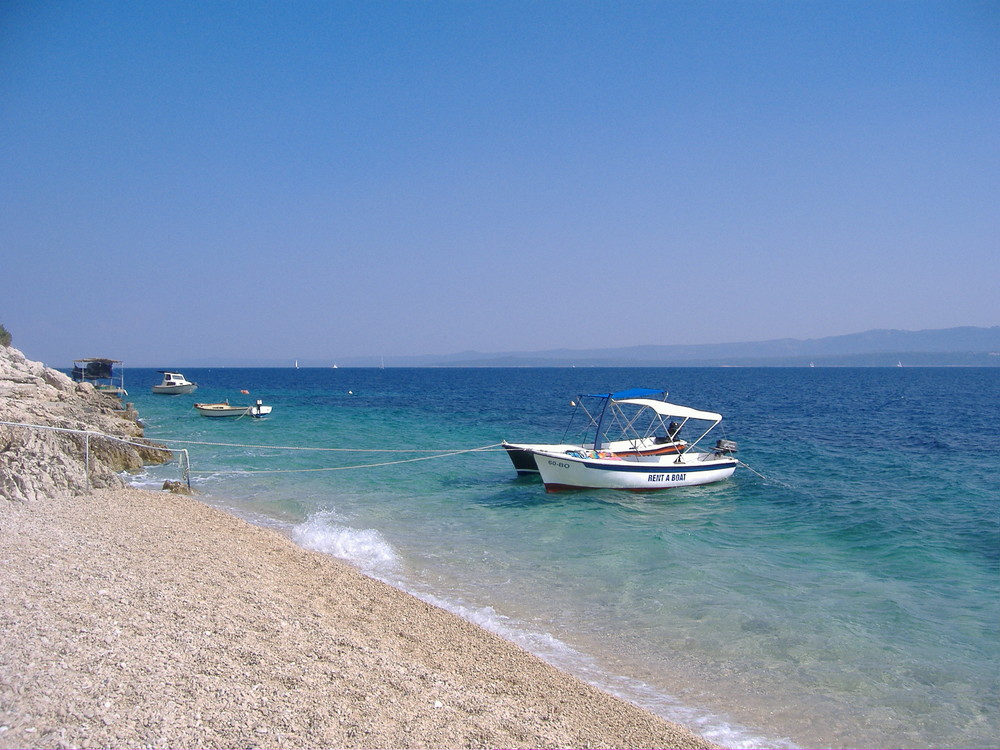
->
[532,397,738,492]
[194,399,272,418]
[503,388,686,476]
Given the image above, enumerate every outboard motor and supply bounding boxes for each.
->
[714,439,738,455]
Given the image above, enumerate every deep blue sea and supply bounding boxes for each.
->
[121,367,998,749]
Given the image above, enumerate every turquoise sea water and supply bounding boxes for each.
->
[123,367,998,749]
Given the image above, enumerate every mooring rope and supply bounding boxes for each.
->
[187,443,503,475]
[1,420,502,479]
[736,458,791,488]
[148,436,505,453]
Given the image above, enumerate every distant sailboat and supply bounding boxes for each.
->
[331,363,338,369]
[897,361,903,368]
[295,359,300,369]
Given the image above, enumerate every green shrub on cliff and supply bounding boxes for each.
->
[0,324,10,347]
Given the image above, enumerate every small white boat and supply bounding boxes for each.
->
[193,399,272,418]
[152,371,198,395]
[532,397,738,492]
[503,388,685,476]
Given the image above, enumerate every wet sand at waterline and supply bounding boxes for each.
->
[0,486,715,749]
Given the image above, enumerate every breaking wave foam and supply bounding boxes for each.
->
[291,510,400,575]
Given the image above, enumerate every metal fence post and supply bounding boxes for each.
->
[84,432,91,490]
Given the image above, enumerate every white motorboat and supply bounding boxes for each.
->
[503,388,686,476]
[193,399,272,418]
[152,371,198,395]
[532,398,738,492]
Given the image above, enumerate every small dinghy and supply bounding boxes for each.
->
[193,399,272,418]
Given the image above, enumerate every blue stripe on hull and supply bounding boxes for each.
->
[577,459,735,473]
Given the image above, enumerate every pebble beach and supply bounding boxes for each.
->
[0,345,713,749]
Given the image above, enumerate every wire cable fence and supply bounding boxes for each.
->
[0,420,189,490]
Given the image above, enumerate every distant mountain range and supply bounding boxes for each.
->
[288,326,1000,368]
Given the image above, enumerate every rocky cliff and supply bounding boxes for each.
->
[0,345,168,502]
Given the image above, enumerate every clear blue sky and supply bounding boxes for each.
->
[2,1,997,367]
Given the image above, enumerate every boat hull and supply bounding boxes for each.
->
[503,442,582,475]
[502,438,685,476]
[152,384,197,395]
[534,449,737,492]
